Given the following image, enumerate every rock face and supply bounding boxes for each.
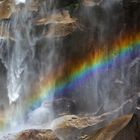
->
[85,105,140,140]
[113,99,140,140]
[34,10,78,38]
[86,115,133,140]
[113,114,140,140]
[123,0,140,31]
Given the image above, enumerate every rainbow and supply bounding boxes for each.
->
[0,32,140,131]
[27,32,140,110]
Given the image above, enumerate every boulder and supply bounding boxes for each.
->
[51,115,105,140]
[17,129,59,140]
[50,96,138,140]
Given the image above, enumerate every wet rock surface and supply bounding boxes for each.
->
[86,114,133,140]
[1,111,140,140]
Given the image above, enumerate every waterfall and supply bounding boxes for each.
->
[0,0,139,135]
[0,0,60,130]
[15,0,26,4]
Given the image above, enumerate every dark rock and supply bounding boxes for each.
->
[113,98,140,140]
[86,114,133,140]
[43,98,77,117]
[123,0,140,31]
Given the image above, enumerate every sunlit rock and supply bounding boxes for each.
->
[51,115,103,129]
[0,0,14,19]
[0,129,59,140]
[34,11,78,38]
[46,23,78,38]
[17,129,59,140]
[51,115,104,139]
[34,11,76,26]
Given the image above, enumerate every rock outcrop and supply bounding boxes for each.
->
[0,0,14,20]
[1,112,140,140]
[17,129,59,140]
[34,10,78,38]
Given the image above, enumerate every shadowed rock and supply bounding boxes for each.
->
[84,97,140,140]
[86,114,133,140]
[43,98,77,117]
[113,96,140,140]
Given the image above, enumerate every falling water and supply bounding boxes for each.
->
[0,0,139,137]
[0,0,60,131]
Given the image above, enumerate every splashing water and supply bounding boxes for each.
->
[15,0,26,4]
